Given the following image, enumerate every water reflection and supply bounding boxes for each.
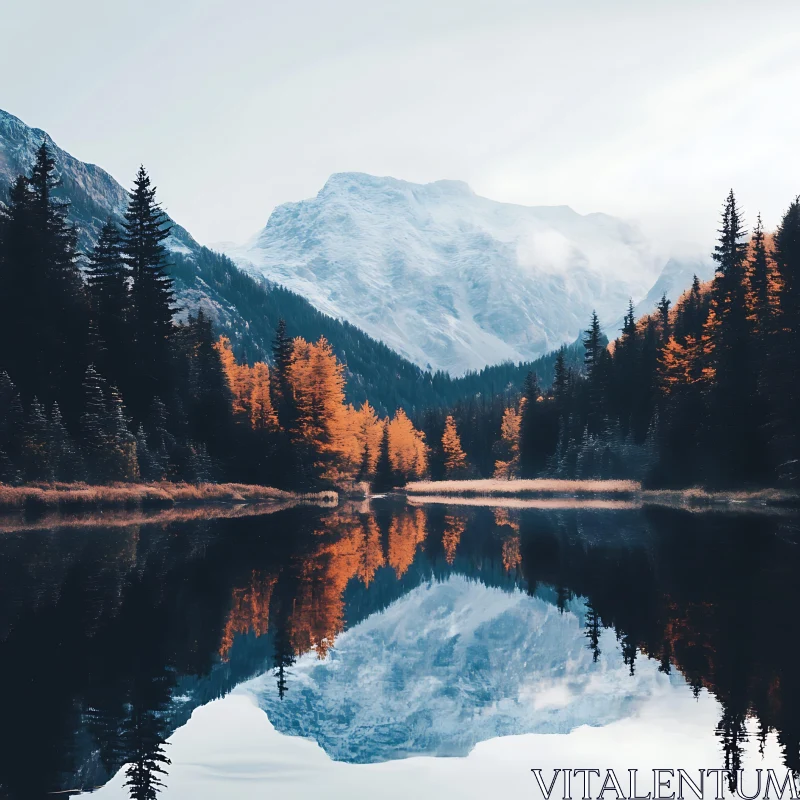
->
[0,502,797,797]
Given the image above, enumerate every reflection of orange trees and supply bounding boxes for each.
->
[442,514,465,565]
[494,509,521,572]
[219,509,430,660]
[357,514,385,587]
[219,571,278,660]
[387,507,427,578]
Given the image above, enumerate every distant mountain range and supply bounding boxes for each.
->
[220,173,697,374]
[0,107,710,402]
[0,109,475,415]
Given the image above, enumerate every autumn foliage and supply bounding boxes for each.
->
[216,333,428,489]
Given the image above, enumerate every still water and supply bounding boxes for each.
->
[0,499,798,799]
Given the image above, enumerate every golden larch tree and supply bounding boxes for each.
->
[441,415,467,478]
[388,408,428,482]
[494,405,521,478]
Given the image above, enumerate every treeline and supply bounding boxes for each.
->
[0,142,586,491]
[436,190,799,488]
[0,144,436,491]
[0,145,241,485]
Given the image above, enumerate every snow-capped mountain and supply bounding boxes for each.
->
[246,575,680,763]
[222,173,666,374]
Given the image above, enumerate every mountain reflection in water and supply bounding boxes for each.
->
[0,501,797,798]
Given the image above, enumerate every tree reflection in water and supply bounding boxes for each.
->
[0,502,797,797]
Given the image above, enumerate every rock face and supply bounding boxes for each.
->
[223,173,665,374]
[0,108,198,255]
[248,575,676,763]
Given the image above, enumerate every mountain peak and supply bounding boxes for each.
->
[223,172,663,375]
[320,171,474,198]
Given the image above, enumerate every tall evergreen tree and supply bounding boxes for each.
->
[748,213,772,339]
[373,422,394,492]
[122,166,175,421]
[657,293,671,341]
[770,197,800,484]
[87,219,130,386]
[583,311,603,377]
[706,190,765,485]
[0,143,88,419]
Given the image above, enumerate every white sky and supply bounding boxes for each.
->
[4,0,800,253]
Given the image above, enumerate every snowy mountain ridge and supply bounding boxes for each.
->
[222,172,668,374]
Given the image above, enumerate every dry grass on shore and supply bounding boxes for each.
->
[403,479,799,512]
[404,479,641,497]
[0,499,314,535]
[407,494,639,510]
[0,482,337,512]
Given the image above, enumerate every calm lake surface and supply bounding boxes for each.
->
[1,499,798,799]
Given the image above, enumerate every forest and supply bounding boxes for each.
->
[0,143,798,491]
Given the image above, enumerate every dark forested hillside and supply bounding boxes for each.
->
[0,108,569,419]
[179,243,583,416]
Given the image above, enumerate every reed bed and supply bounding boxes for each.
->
[407,495,639,510]
[404,479,641,497]
[0,482,337,512]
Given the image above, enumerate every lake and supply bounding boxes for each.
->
[1,499,798,799]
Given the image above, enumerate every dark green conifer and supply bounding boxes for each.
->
[122,166,175,421]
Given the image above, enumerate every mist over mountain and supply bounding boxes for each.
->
[222,173,668,374]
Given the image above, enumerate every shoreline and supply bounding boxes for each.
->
[0,481,338,514]
[403,479,800,511]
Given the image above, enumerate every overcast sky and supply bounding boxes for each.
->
[4,0,800,253]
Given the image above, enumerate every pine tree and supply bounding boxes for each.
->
[80,365,138,482]
[87,219,129,386]
[706,190,765,485]
[0,142,88,419]
[583,311,603,377]
[657,293,671,341]
[552,347,570,410]
[271,319,294,426]
[748,213,772,338]
[441,415,467,478]
[373,421,394,492]
[122,166,175,421]
[0,372,24,480]
[583,312,609,436]
[22,398,52,481]
[770,197,800,484]
[49,402,83,482]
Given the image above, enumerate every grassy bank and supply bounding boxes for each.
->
[404,479,800,511]
[0,482,337,513]
[404,479,641,497]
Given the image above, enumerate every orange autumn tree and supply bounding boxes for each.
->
[494,405,522,478]
[216,333,426,488]
[287,336,361,484]
[441,415,467,478]
[388,408,428,482]
[214,336,278,430]
[353,400,383,480]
